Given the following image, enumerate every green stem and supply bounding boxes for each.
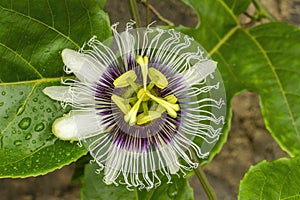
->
[252,0,276,22]
[128,0,141,27]
[194,166,217,200]
[190,149,217,200]
[145,0,150,25]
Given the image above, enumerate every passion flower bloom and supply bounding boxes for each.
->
[43,22,226,190]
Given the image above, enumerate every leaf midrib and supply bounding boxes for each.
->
[243,29,300,145]
[0,42,44,78]
[0,5,80,48]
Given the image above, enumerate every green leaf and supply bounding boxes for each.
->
[180,0,300,161]
[0,0,111,177]
[238,156,300,200]
[81,163,194,200]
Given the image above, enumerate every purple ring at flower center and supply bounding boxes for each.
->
[94,55,186,152]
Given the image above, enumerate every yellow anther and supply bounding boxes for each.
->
[124,94,144,126]
[111,95,131,114]
[164,95,178,104]
[136,56,149,91]
[137,111,162,125]
[155,104,166,114]
[148,68,168,89]
[113,70,137,88]
[146,91,180,118]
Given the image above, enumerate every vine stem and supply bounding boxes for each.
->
[252,0,276,22]
[128,0,141,27]
[140,0,174,26]
[194,165,217,200]
[191,149,217,200]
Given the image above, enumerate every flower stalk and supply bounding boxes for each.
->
[191,149,217,200]
[128,0,141,27]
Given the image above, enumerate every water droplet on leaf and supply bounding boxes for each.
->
[34,123,45,132]
[0,102,4,107]
[46,108,52,113]
[13,140,22,146]
[18,117,32,130]
[25,133,32,140]
[33,97,38,102]
[32,140,36,144]
[1,91,6,96]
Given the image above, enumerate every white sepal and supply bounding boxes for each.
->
[52,115,78,141]
[62,49,103,84]
[43,86,69,101]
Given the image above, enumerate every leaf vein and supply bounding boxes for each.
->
[244,30,300,142]
[0,5,80,48]
[46,0,55,27]
[0,77,62,86]
[1,82,37,135]
[208,25,239,56]
[0,42,44,79]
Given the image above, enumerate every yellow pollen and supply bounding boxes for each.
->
[113,70,137,88]
[111,95,131,114]
[148,68,168,89]
[146,91,180,118]
[164,94,178,104]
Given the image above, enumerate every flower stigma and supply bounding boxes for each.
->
[114,55,180,126]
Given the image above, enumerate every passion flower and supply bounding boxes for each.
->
[43,22,226,190]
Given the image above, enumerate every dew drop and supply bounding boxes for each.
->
[34,123,45,132]
[40,105,44,109]
[46,108,52,113]
[25,133,32,140]
[32,107,38,112]
[19,91,24,95]
[32,140,36,144]
[18,117,32,130]
[1,91,6,96]
[11,130,16,134]
[0,102,4,107]
[33,97,38,102]
[13,140,22,146]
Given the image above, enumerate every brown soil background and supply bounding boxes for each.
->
[1,0,299,199]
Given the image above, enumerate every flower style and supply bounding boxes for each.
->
[43,22,226,190]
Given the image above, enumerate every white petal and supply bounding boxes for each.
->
[184,60,217,85]
[52,111,103,140]
[62,49,104,83]
[43,86,69,101]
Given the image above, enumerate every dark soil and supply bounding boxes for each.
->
[1,0,298,199]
